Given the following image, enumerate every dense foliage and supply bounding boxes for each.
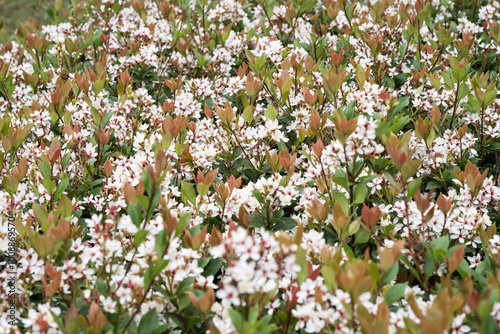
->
[2,0,500,333]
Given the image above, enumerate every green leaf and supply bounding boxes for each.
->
[347,219,360,236]
[187,315,203,328]
[142,168,154,195]
[138,308,159,334]
[90,106,101,125]
[423,243,436,279]
[92,79,105,96]
[128,204,143,227]
[202,258,223,277]
[354,226,371,245]
[176,212,191,237]
[196,52,206,67]
[273,217,297,231]
[176,277,195,298]
[358,174,378,184]
[144,267,154,292]
[135,194,149,211]
[442,71,453,90]
[112,2,120,13]
[485,86,498,107]
[155,230,167,257]
[148,186,162,220]
[249,214,266,228]
[89,179,104,189]
[58,195,73,217]
[195,182,208,199]
[457,259,472,278]
[54,178,69,202]
[458,82,469,101]
[3,175,19,196]
[299,150,316,168]
[33,203,48,225]
[352,184,367,204]
[407,177,422,199]
[333,190,349,214]
[321,266,337,292]
[49,310,65,334]
[343,101,356,119]
[296,246,308,284]
[393,96,410,114]
[61,153,71,169]
[401,159,421,181]
[198,258,210,268]
[415,84,424,96]
[152,325,170,334]
[385,283,408,306]
[42,178,56,193]
[399,256,424,286]
[483,317,498,334]
[264,105,277,120]
[279,175,287,187]
[399,43,408,59]
[155,259,169,275]
[389,116,410,134]
[248,305,259,324]
[298,0,317,14]
[133,229,149,247]
[251,190,265,204]
[332,176,349,190]
[243,105,254,124]
[383,172,401,192]
[181,181,197,206]
[431,236,449,252]
[228,309,245,333]
[66,315,87,333]
[433,236,451,262]
[39,161,52,180]
[96,279,107,294]
[383,262,399,285]
[101,111,113,127]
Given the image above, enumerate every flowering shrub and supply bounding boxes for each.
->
[2,0,500,333]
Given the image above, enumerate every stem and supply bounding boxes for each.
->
[115,183,157,293]
[120,244,166,334]
[471,0,478,21]
[35,49,42,72]
[227,126,257,170]
[350,296,357,332]
[479,48,489,73]
[459,135,463,168]
[416,19,422,62]
[343,145,354,217]
[448,81,461,130]
[479,104,485,167]
[1,83,12,106]
[89,142,102,182]
[283,305,293,334]
[262,80,281,111]
[259,1,274,30]
[496,151,499,179]
[398,44,409,73]
[402,182,411,235]
[320,162,334,204]
[343,144,357,247]
[343,2,353,31]
[430,45,444,71]
[201,3,205,31]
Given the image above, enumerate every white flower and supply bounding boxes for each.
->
[116,287,133,305]
[100,296,117,313]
